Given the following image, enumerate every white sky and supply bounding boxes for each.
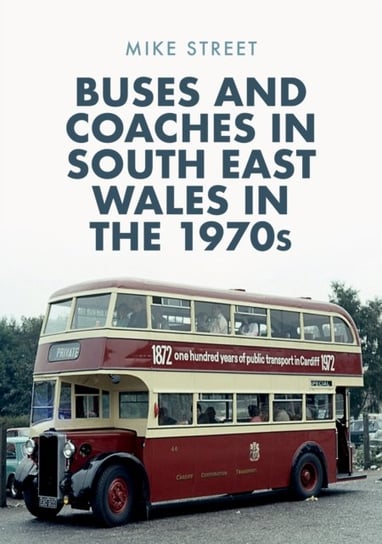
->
[1,0,381,321]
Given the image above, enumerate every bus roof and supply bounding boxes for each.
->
[50,277,350,317]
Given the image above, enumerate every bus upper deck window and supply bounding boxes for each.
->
[44,300,72,334]
[270,310,300,339]
[333,317,354,343]
[302,313,331,342]
[114,294,148,328]
[151,296,191,332]
[71,294,111,330]
[234,305,267,336]
[195,302,230,334]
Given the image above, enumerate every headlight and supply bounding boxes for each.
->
[25,438,36,456]
[63,440,76,459]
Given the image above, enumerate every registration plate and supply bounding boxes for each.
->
[39,496,58,509]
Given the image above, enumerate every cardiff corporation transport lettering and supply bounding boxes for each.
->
[151,344,336,373]
[201,471,228,479]
[176,473,194,481]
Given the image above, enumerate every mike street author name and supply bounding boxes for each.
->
[125,40,257,57]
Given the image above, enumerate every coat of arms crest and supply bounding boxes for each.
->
[249,441,260,462]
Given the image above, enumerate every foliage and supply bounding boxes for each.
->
[329,282,382,418]
[0,316,42,419]
[0,414,30,429]
[353,444,382,470]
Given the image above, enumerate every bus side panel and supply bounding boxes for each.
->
[144,429,337,503]
[143,436,196,501]
[144,432,271,502]
[267,428,337,489]
[192,433,271,498]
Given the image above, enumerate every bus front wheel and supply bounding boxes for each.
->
[91,464,135,527]
[291,452,323,499]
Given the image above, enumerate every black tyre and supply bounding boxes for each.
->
[23,486,63,519]
[91,464,135,527]
[291,452,323,499]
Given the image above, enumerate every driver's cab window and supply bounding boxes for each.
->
[74,385,109,418]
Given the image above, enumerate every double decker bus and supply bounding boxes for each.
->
[16,278,364,527]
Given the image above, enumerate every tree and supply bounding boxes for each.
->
[0,316,42,417]
[329,282,382,417]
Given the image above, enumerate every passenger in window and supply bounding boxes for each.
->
[199,406,218,423]
[158,406,177,425]
[260,403,269,422]
[240,320,259,336]
[116,303,130,327]
[290,405,302,421]
[209,305,228,334]
[306,405,314,420]
[248,405,262,422]
[152,307,168,329]
[197,312,210,332]
[128,297,147,328]
[306,396,318,420]
[238,320,249,334]
[197,404,207,423]
[274,403,290,421]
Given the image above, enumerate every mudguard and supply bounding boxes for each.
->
[15,457,38,489]
[70,452,148,503]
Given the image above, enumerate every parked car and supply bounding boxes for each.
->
[370,429,382,454]
[6,427,30,437]
[350,418,382,447]
[6,436,27,498]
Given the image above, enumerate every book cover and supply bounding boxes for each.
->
[1,0,381,319]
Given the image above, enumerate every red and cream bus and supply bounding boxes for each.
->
[16,278,364,527]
